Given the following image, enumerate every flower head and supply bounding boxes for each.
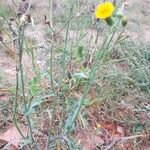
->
[122,16,128,27]
[95,2,115,19]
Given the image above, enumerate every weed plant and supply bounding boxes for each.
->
[0,0,149,149]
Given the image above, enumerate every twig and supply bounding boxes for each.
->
[122,134,148,141]
[104,138,118,150]
[104,134,148,150]
[53,16,73,36]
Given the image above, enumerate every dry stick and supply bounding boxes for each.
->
[104,139,118,150]
[104,134,148,150]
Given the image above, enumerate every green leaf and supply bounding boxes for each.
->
[29,77,38,97]
[31,94,55,108]
[25,93,55,116]
[9,87,16,95]
[77,45,84,60]
[133,123,144,133]
[73,72,89,80]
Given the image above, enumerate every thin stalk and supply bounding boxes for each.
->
[18,26,39,150]
[47,0,54,90]
[12,27,32,150]
[11,25,27,143]
[13,64,25,139]
[49,34,54,90]
[24,37,40,79]
[46,0,55,148]
[30,48,40,79]
[62,0,77,78]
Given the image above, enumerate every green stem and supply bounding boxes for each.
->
[13,65,26,139]
[18,26,39,150]
[49,34,54,90]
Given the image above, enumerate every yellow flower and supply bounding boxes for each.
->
[95,2,115,19]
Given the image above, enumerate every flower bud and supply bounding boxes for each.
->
[105,17,114,26]
[122,16,128,27]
